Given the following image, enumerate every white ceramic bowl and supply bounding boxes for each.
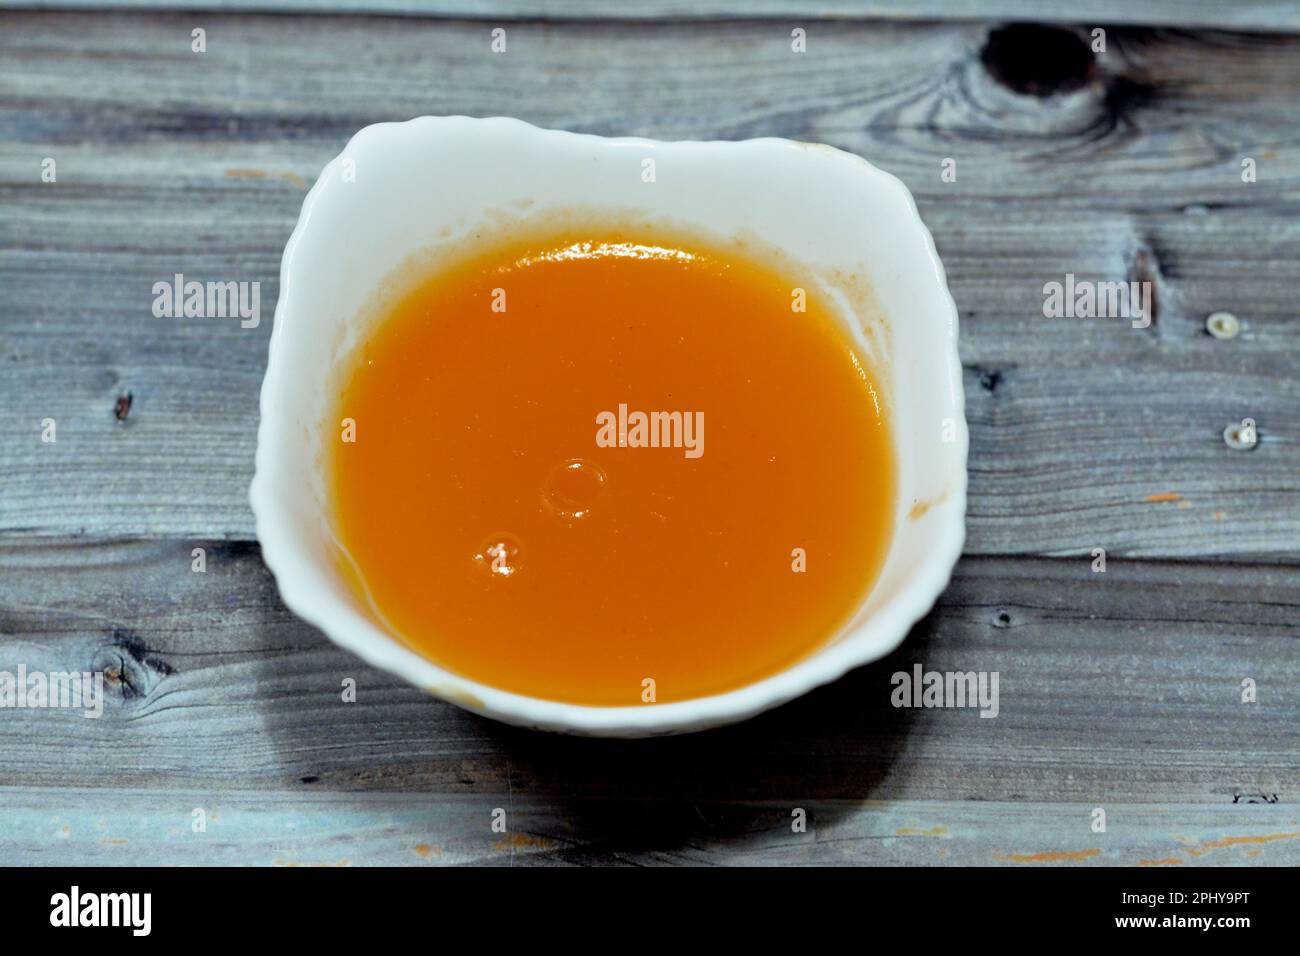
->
[250,116,967,737]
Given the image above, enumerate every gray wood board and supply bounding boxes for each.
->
[0,540,1294,800]
[2,14,1298,556]
[0,539,1296,863]
[4,790,1298,866]
[0,10,1297,866]
[2,0,1300,33]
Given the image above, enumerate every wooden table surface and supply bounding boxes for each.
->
[1,1,1297,866]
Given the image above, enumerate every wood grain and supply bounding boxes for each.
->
[4,0,1300,33]
[4,789,1298,866]
[0,539,1294,802]
[1,537,1296,863]
[2,14,1298,556]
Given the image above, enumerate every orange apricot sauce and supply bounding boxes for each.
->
[329,230,895,705]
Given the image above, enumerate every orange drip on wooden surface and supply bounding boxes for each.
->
[329,230,895,704]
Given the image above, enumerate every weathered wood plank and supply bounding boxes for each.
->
[5,13,1300,209]
[2,292,1295,554]
[3,0,1299,34]
[2,14,1298,555]
[3,790,1297,866]
[0,539,1295,805]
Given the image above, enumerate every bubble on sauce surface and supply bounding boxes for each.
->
[473,533,522,578]
[542,458,607,520]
